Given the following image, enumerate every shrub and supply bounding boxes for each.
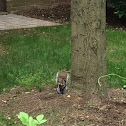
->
[107,0,126,18]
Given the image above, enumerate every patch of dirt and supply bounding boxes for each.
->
[0,87,126,126]
[16,2,126,29]
[16,4,71,24]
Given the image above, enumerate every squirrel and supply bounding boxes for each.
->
[56,71,69,94]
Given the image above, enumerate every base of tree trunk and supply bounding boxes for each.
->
[71,85,108,106]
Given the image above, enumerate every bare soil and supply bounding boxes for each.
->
[16,2,126,29]
[0,86,126,126]
[16,4,70,24]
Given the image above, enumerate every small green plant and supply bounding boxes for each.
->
[98,74,126,96]
[98,74,126,87]
[17,112,47,126]
[87,104,93,108]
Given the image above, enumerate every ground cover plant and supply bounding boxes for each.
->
[0,25,126,125]
[17,112,47,126]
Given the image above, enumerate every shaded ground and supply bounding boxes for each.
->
[0,86,126,126]
[16,4,70,24]
[16,3,126,29]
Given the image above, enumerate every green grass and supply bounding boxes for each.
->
[107,29,126,87]
[0,25,126,125]
[0,25,71,92]
[0,113,20,126]
[0,25,126,92]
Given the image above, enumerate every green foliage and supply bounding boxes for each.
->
[98,74,126,87]
[17,112,47,126]
[87,104,93,108]
[108,0,126,18]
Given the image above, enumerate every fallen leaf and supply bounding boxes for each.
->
[25,92,30,94]
[67,95,70,98]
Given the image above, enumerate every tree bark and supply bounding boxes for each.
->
[71,0,107,104]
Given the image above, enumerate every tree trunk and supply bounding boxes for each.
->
[71,0,107,104]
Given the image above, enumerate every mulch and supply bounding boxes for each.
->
[16,3,126,29]
[0,87,126,126]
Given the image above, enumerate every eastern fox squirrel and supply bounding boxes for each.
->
[56,72,69,94]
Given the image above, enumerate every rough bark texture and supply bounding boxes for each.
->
[71,0,107,104]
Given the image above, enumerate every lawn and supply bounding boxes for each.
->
[0,26,126,92]
[107,28,126,87]
[0,25,126,125]
[0,25,71,92]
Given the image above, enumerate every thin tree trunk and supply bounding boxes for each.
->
[71,0,107,104]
